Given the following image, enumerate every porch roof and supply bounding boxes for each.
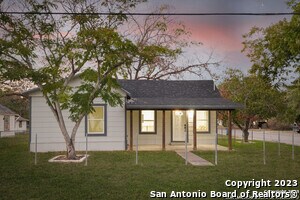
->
[118,80,242,110]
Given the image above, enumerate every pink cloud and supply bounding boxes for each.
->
[188,23,243,52]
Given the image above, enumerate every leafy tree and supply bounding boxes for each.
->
[0,95,29,119]
[0,80,33,118]
[242,0,300,83]
[282,78,300,123]
[243,0,300,123]
[0,0,145,159]
[219,69,283,142]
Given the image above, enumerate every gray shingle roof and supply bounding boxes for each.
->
[0,104,16,115]
[118,80,242,110]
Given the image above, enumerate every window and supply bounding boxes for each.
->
[87,105,106,135]
[19,121,22,128]
[140,110,156,133]
[196,111,209,133]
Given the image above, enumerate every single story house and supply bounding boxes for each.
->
[25,78,241,152]
[0,104,17,137]
[15,116,29,133]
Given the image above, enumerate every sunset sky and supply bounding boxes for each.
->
[136,0,292,79]
[3,0,293,80]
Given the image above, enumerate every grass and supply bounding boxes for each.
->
[0,134,299,200]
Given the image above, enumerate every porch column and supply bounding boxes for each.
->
[130,110,133,151]
[193,110,197,150]
[228,110,233,150]
[162,110,166,150]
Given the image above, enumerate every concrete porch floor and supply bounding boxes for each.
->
[131,144,228,151]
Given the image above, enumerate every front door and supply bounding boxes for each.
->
[172,111,187,142]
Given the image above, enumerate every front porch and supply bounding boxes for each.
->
[119,79,241,152]
[126,109,233,151]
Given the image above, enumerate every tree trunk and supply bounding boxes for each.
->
[52,101,78,160]
[243,118,251,142]
[243,129,250,142]
[66,139,76,160]
[233,118,251,142]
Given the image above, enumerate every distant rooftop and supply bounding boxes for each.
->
[0,104,16,115]
[16,116,29,121]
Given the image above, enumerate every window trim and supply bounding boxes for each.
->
[139,110,157,134]
[196,110,210,134]
[85,104,107,136]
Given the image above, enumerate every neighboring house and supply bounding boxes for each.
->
[25,79,241,152]
[15,116,29,133]
[0,104,17,137]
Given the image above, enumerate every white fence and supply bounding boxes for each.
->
[218,127,298,164]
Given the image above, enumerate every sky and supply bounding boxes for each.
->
[2,0,293,81]
[135,0,292,79]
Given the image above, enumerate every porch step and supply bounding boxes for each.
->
[175,150,214,166]
[169,142,191,146]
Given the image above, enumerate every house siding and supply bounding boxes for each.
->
[15,121,28,132]
[0,115,4,132]
[0,115,16,137]
[9,115,15,132]
[30,96,126,152]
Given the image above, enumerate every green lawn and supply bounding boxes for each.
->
[0,134,299,200]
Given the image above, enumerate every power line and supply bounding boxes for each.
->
[0,11,299,16]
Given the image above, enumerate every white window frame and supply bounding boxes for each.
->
[140,110,156,134]
[196,110,210,133]
[86,105,106,136]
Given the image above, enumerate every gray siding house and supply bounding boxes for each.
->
[26,79,240,152]
[0,104,17,137]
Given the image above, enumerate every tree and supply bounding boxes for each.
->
[0,80,34,118]
[242,0,300,124]
[219,69,283,142]
[121,5,219,80]
[0,95,29,118]
[242,0,300,83]
[0,0,145,159]
[282,78,300,123]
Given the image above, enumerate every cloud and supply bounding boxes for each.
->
[135,0,291,75]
